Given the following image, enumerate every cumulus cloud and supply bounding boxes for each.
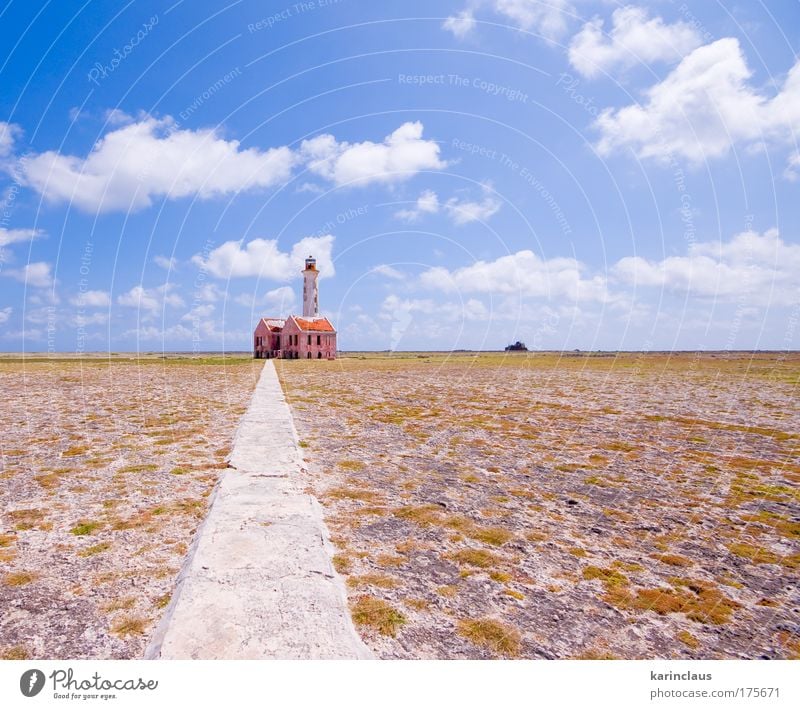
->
[154,255,178,270]
[0,306,11,324]
[0,122,21,157]
[372,264,405,280]
[17,115,296,213]
[301,122,445,187]
[785,152,800,181]
[394,186,501,225]
[394,190,440,221]
[193,234,335,280]
[594,38,800,164]
[494,0,573,38]
[3,261,54,288]
[420,250,611,302]
[443,11,476,38]
[0,227,41,247]
[568,6,703,78]
[613,229,800,305]
[444,189,501,225]
[236,285,298,311]
[13,116,446,212]
[117,283,185,315]
[70,290,111,307]
[444,0,574,40]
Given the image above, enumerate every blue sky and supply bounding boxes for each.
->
[1,0,798,352]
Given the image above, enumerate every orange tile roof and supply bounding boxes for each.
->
[294,317,336,332]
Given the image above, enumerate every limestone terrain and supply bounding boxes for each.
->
[278,352,800,660]
[0,355,262,660]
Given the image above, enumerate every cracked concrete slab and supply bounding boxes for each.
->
[145,361,373,660]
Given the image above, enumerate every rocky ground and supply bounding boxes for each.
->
[0,355,261,660]
[278,352,800,660]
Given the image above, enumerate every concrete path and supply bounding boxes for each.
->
[145,361,373,660]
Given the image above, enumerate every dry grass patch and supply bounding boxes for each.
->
[78,542,111,557]
[351,596,406,637]
[69,520,102,536]
[450,548,503,569]
[347,573,399,589]
[102,596,137,612]
[468,526,513,546]
[0,645,30,660]
[652,553,693,567]
[457,618,521,657]
[110,615,148,637]
[678,630,700,649]
[4,571,37,586]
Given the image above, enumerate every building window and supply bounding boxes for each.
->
[317,352,322,359]
[307,352,311,359]
[307,334,311,345]
[317,334,321,345]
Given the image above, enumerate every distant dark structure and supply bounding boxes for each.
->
[505,341,528,352]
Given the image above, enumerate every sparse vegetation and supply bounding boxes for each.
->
[457,618,521,656]
[351,596,406,636]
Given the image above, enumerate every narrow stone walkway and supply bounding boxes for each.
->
[145,361,372,659]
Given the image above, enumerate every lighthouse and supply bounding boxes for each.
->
[302,255,319,318]
[252,253,337,359]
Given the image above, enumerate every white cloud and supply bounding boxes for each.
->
[154,255,178,270]
[239,285,296,311]
[0,122,21,157]
[568,6,703,79]
[493,0,573,38]
[117,283,185,315]
[70,290,111,307]
[11,117,446,213]
[381,294,489,320]
[595,38,800,164]
[0,306,11,324]
[262,285,295,310]
[785,152,800,181]
[372,264,405,280]
[443,11,476,38]
[301,121,445,187]
[444,190,501,225]
[394,189,440,221]
[394,187,501,225]
[72,312,108,327]
[4,261,54,288]
[0,227,41,247]
[193,234,334,280]
[18,115,297,213]
[613,229,800,305]
[126,324,194,341]
[420,250,611,302]
[181,303,215,321]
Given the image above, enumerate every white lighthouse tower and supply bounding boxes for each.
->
[302,255,319,318]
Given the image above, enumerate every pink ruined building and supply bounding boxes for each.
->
[253,256,337,359]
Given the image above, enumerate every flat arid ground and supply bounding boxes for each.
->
[0,355,262,659]
[278,352,800,660]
